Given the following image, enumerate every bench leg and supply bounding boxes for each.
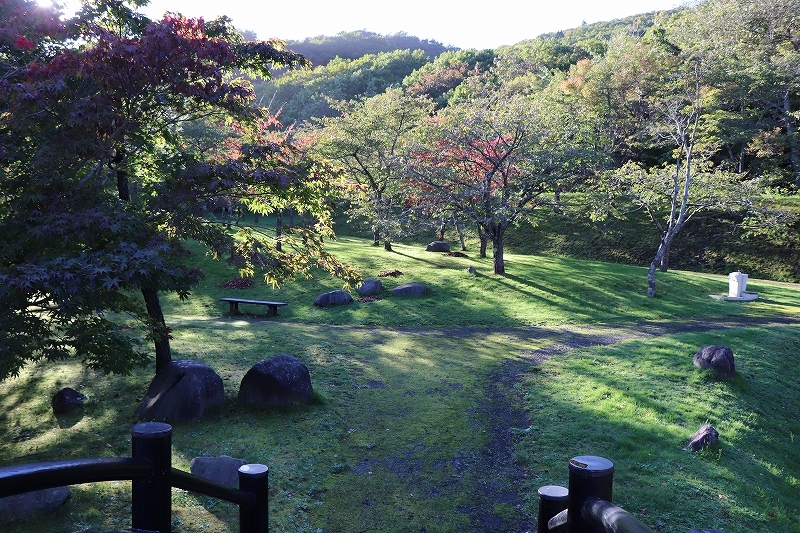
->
[267,305,277,317]
[229,302,238,314]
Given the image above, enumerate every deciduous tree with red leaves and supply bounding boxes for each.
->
[0,0,356,380]
[408,91,582,275]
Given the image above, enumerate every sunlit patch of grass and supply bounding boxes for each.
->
[162,238,800,328]
[520,325,800,533]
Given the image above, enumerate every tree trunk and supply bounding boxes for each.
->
[659,240,670,272]
[117,170,130,202]
[647,235,673,297]
[453,215,466,251]
[142,288,171,374]
[275,211,283,252]
[646,258,659,298]
[438,217,446,241]
[783,91,800,187]
[373,228,380,246]
[492,235,505,275]
[478,225,488,258]
[224,203,232,229]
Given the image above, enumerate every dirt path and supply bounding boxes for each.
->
[471,316,800,532]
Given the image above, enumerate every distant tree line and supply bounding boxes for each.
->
[284,30,452,67]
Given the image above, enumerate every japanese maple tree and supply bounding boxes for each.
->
[409,91,575,275]
[0,0,355,379]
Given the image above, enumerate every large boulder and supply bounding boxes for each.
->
[0,487,70,525]
[51,387,86,415]
[190,456,247,488]
[688,424,720,451]
[391,282,427,297]
[314,289,354,307]
[239,354,313,406]
[693,345,735,379]
[357,279,383,296]
[426,241,450,252]
[136,360,224,422]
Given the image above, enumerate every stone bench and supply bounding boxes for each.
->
[220,298,287,317]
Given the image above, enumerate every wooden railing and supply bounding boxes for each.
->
[537,455,656,533]
[0,422,269,533]
[1,432,659,533]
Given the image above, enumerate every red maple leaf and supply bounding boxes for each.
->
[15,35,35,50]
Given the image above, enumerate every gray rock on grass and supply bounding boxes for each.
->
[314,290,354,307]
[136,360,224,422]
[0,487,70,524]
[357,279,383,296]
[688,424,719,451]
[426,241,450,252]
[190,456,247,487]
[391,282,427,297]
[52,387,86,415]
[693,345,735,379]
[239,354,313,406]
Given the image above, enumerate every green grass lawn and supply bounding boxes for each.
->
[522,326,800,532]
[166,237,800,327]
[1,232,799,533]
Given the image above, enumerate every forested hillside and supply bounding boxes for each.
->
[251,31,452,125]
[284,30,452,67]
[256,14,665,126]
[259,10,671,125]
[254,49,434,125]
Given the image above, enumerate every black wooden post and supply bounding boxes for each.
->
[238,464,269,533]
[567,455,614,533]
[131,422,173,533]
[537,484,568,533]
